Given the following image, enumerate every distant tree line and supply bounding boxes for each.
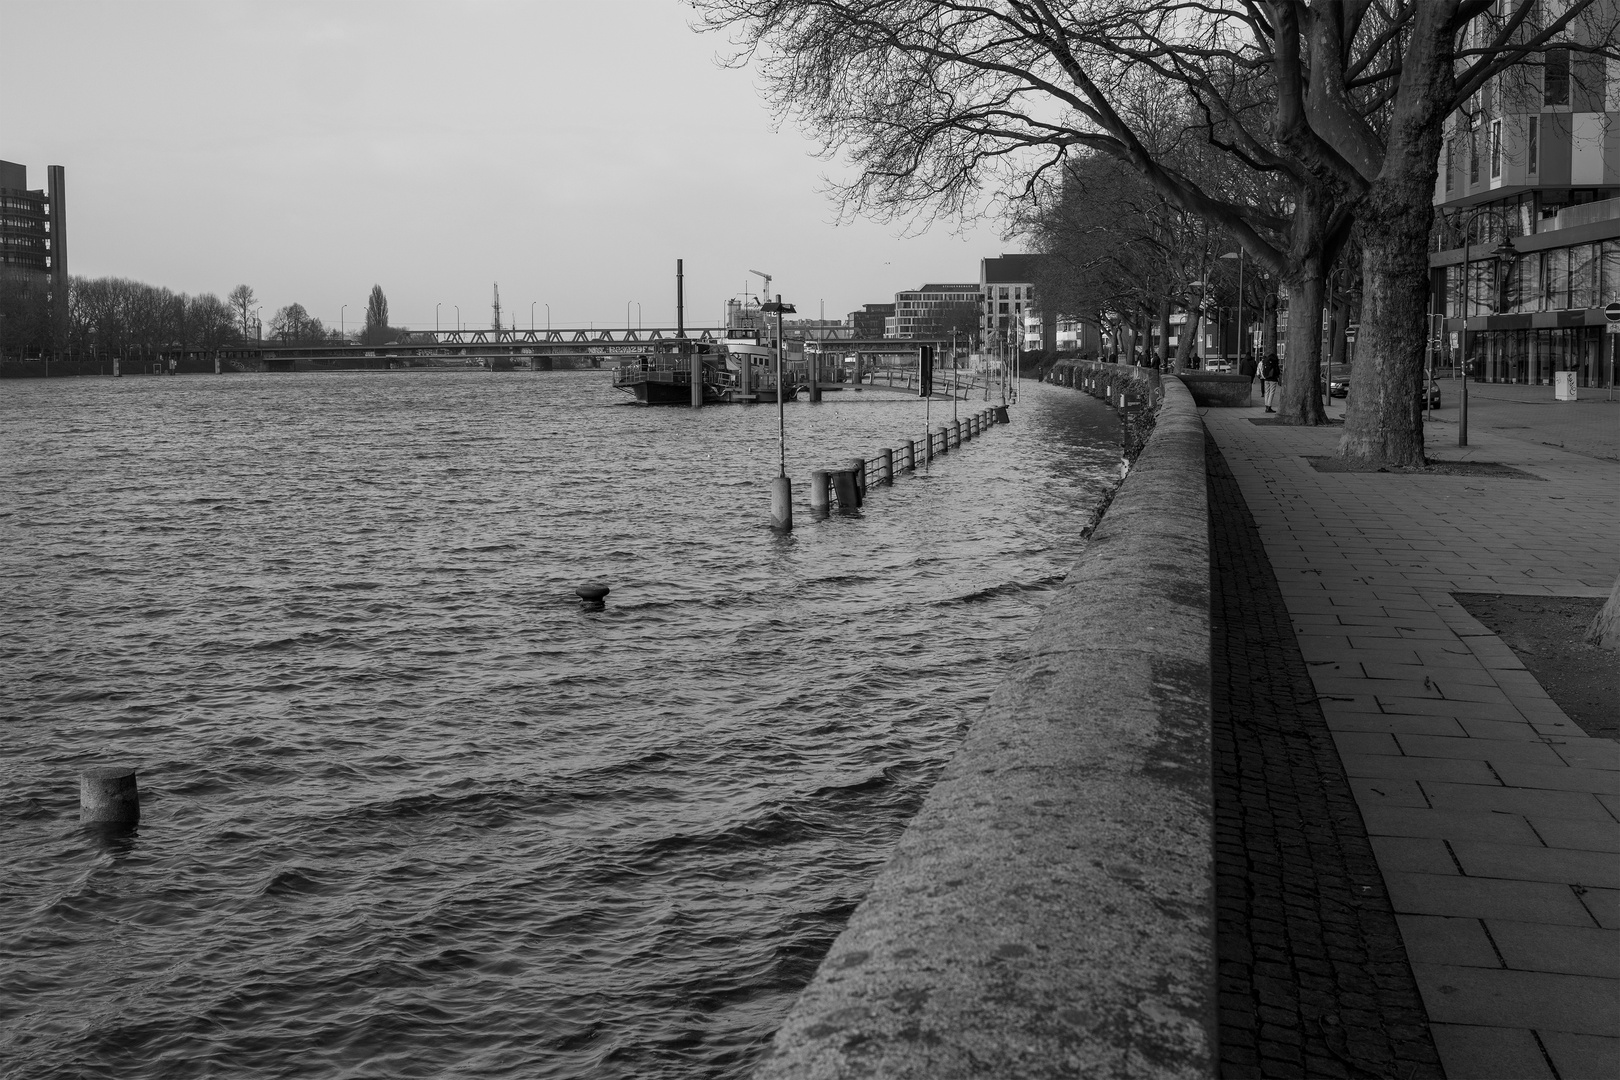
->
[1,277,407,360]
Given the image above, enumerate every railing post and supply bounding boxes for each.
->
[810,470,830,516]
[903,439,916,471]
[848,458,867,498]
[832,469,860,510]
[878,448,894,484]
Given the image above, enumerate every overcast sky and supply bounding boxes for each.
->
[1,0,1015,332]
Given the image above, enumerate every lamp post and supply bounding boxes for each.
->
[341,304,347,341]
[435,303,441,335]
[1220,249,1245,363]
[1451,203,1517,447]
[761,295,797,531]
[530,302,536,331]
[454,305,460,334]
[545,303,550,332]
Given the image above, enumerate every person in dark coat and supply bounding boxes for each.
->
[1238,352,1257,378]
[1259,353,1281,412]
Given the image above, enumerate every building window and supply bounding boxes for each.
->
[1528,116,1539,174]
[1569,243,1599,309]
[1489,120,1503,179]
[1469,128,1480,184]
[1445,137,1456,193]
[1601,240,1620,304]
[1544,49,1569,107]
[1543,248,1569,310]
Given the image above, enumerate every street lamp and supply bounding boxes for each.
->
[545,303,550,332]
[341,304,347,341]
[530,302,536,331]
[1220,250,1245,362]
[454,305,460,333]
[436,303,441,335]
[1455,217,1518,446]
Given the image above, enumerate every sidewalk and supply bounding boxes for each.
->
[1204,407,1619,1080]
[1325,379,1620,462]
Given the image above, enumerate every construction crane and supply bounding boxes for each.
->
[749,269,771,303]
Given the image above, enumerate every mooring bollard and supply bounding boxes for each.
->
[810,470,830,515]
[80,766,139,827]
[902,439,915,471]
[771,475,793,531]
[832,468,860,510]
[878,448,893,485]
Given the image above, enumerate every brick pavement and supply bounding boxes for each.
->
[1204,408,1619,1080]
[1209,434,1444,1080]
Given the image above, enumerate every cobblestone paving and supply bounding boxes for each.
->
[1208,433,1446,1080]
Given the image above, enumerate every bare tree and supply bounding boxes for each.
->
[691,0,1618,464]
[227,284,257,338]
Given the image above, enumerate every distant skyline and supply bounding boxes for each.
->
[1,0,1017,333]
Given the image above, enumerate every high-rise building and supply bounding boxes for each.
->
[1428,14,1618,388]
[0,160,67,345]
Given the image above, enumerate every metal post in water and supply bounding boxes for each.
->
[770,475,793,531]
[810,470,830,515]
[878,448,893,484]
[80,766,139,827]
[848,458,866,499]
[903,439,915,471]
[951,419,961,447]
[832,469,859,510]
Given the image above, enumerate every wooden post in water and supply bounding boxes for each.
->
[878,448,893,484]
[808,347,821,403]
[902,439,915,471]
[810,470,830,515]
[770,475,793,531]
[80,766,139,827]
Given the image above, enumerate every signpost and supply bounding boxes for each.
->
[1606,302,1619,399]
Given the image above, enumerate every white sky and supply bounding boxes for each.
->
[0,0,1014,332]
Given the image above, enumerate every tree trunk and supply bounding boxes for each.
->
[1276,270,1328,424]
[1175,305,1202,372]
[1587,573,1620,650]
[1337,1,1458,467]
[1157,296,1172,366]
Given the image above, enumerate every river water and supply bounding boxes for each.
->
[0,370,1120,1079]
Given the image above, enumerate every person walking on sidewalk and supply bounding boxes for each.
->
[1259,352,1280,412]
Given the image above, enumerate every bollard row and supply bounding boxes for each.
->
[805,407,1007,518]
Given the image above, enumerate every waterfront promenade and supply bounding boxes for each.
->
[1204,405,1619,1079]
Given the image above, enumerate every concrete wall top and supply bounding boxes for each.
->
[754,378,1215,1079]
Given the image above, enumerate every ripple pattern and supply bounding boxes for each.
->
[0,371,1120,1078]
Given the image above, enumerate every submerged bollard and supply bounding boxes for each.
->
[770,475,793,531]
[810,470,830,515]
[994,405,1010,424]
[576,583,610,605]
[902,439,915,471]
[848,458,867,498]
[832,469,860,510]
[878,448,893,484]
[80,766,139,827]
[950,420,962,447]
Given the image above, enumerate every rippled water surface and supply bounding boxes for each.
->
[1,370,1119,1078]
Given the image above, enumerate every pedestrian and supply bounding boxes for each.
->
[1238,351,1257,379]
[1260,352,1280,412]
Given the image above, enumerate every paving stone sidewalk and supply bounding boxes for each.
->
[1203,409,1619,1080]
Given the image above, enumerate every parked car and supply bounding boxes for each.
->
[1329,375,1350,397]
[1419,376,1441,409]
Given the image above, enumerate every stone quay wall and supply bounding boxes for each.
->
[754,371,1215,1079]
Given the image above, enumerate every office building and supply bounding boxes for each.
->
[886,284,980,339]
[1429,16,1619,387]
